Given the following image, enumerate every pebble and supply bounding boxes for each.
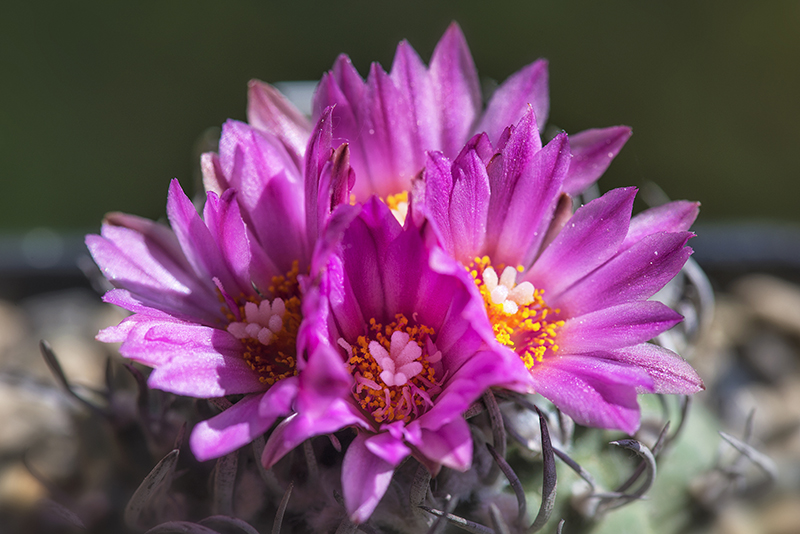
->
[760,495,800,534]
[733,275,800,338]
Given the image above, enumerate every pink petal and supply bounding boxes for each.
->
[337,198,402,322]
[96,311,169,344]
[478,59,549,145]
[216,121,306,269]
[358,63,418,198]
[364,431,412,466]
[202,190,255,298]
[414,354,492,428]
[417,151,457,256]
[526,187,637,297]
[554,231,694,316]
[529,355,649,434]
[492,131,570,268]
[190,378,299,461]
[561,126,632,196]
[295,335,353,418]
[304,108,354,243]
[623,200,700,249]
[448,148,491,263]
[311,211,368,343]
[87,215,220,324]
[109,316,264,396]
[557,301,684,354]
[429,22,482,158]
[201,151,228,196]
[384,217,456,327]
[247,79,311,167]
[252,170,309,274]
[390,39,440,158]
[601,343,704,394]
[313,54,365,125]
[166,180,244,298]
[139,329,265,397]
[407,417,473,473]
[101,288,206,322]
[218,119,301,203]
[261,400,368,469]
[425,247,496,361]
[342,432,396,523]
[537,192,573,258]
[312,56,367,181]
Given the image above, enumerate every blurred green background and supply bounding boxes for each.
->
[2,1,799,231]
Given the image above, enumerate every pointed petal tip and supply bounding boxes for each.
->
[220,117,247,135]
[101,211,128,227]
[444,20,465,37]
[521,57,550,81]
[550,130,570,150]
[335,52,352,65]
[580,125,632,155]
[367,61,386,79]
[608,125,633,149]
[611,124,633,138]
[246,78,263,92]
[167,177,184,197]
[612,184,639,199]
[318,104,335,121]
[218,187,236,203]
[395,38,413,53]
[560,126,635,196]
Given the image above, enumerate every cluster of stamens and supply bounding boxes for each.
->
[385,191,409,224]
[339,314,443,424]
[222,262,302,385]
[469,256,564,370]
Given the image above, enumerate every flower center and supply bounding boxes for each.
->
[385,191,409,224]
[339,314,443,425]
[468,256,564,370]
[224,262,302,385]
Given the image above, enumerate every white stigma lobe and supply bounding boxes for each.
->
[370,331,424,387]
[482,266,535,315]
[227,298,286,346]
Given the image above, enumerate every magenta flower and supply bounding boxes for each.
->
[313,22,631,203]
[260,198,515,522]
[202,102,352,265]
[414,108,704,434]
[87,109,350,462]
